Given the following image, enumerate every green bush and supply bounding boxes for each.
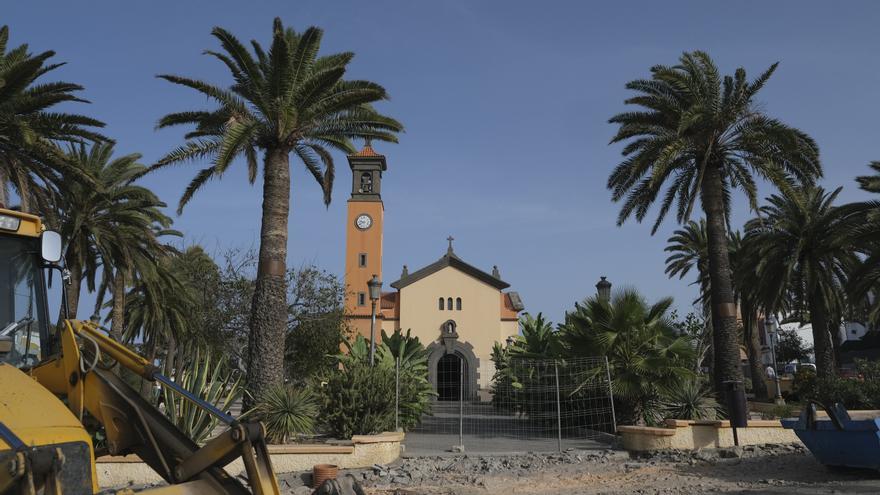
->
[318,362,397,439]
[331,331,434,433]
[764,403,798,420]
[376,329,434,430]
[558,289,696,426]
[251,384,319,443]
[792,361,880,410]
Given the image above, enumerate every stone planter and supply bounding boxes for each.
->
[95,431,404,488]
[619,419,800,452]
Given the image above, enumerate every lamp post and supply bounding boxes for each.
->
[367,274,383,366]
[765,315,784,404]
[596,276,612,302]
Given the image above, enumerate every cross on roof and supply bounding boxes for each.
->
[447,235,455,255]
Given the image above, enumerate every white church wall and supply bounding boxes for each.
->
[398,266,515,399]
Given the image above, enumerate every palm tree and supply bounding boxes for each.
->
[852,162,880,323]
[746,186,862,378]
[559,289,695,425]
[57,143,174,328]
[728,231,770,399]
[0,25,105,212]
[664,219,710,310]
[664,219,715,376]
[607,51,821,393]
[664,221,769,397]
[508,312,560,358]
[146,18,403,405]
[124,259,193,397]
[856,162,880,193]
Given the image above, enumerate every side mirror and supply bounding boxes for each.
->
[41,230,62,264]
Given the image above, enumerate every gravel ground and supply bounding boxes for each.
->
[277,444,880,495]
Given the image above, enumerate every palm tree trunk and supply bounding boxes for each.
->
[140,341,156,400]
[244,147,291,410]
[110,269,126,342]
[809,296,835,379]
[165,335,177,377]
[742,304,768,399]
[0,167,9,208]
[700,164,744,394]
[64,256,83,321]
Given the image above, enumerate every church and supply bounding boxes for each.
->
[342,143,525,401]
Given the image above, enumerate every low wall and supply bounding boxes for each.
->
[619,420,799,452]
[96,432,403,488]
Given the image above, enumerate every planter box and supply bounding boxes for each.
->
[95,431,404,488]
[619,419,799,452]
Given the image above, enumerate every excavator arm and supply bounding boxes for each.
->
[30,320,281,495]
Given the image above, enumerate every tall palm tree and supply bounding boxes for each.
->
[607,51,821,393]
[746,186,862,378]
[57,143,174,328]
[559,289,695,425]
[146,18,403,405]
[0,25,105,212]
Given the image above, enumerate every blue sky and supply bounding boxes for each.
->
[7,1,880,324]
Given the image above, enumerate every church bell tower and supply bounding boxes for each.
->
[344,141,386,339]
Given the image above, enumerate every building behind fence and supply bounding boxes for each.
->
[401,356,616,453]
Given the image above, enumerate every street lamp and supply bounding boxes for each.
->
[765,315,784,404]
[596,276,612,302]
[367,274,383,366]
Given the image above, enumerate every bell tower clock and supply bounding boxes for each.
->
[344,141,386,339]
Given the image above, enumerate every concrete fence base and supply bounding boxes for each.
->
[96,432,404,488]
[619,420,799,452]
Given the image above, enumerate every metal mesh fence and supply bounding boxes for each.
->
[404,356,616,454]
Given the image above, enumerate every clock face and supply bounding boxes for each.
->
[355,214,372,230]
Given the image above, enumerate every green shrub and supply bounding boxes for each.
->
[332,331,433,433]
[662,377,721,420]
[376,329,434,430]
[764,403,798,420]
[558,289,696,426]
[251,384,319,443]
[792,363,880,410]
[319,362,397,439]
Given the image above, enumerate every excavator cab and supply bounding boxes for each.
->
[0,208,281,495]
[0,221,57,370]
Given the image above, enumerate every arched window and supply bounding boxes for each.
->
[360,172,373,193]
[447,297,453,311]
[438,297,445,310]
[456,297,462,310]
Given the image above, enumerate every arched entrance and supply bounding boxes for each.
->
[427,337,479,401]
[436,353,465,401]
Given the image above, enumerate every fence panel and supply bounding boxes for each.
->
[405,356,616,454]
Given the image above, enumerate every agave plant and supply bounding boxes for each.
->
[662,377,721,420]
[250,384,319,443]
[162,346,242,444]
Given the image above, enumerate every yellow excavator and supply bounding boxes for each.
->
[0,207,281,495]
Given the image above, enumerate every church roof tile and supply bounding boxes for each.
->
[351,144,382,157]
